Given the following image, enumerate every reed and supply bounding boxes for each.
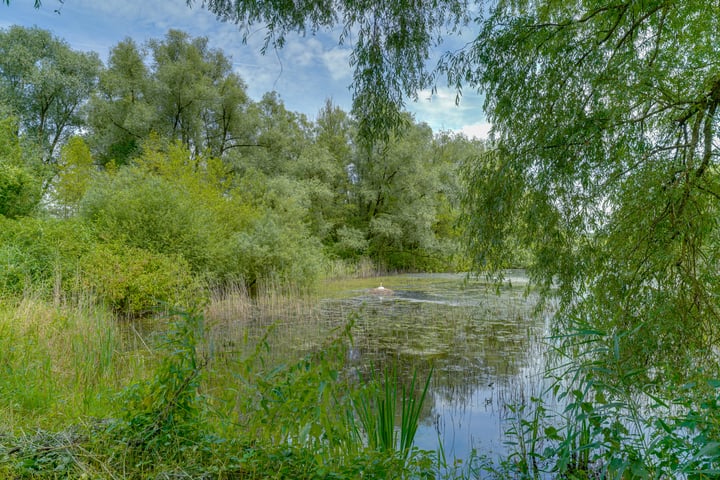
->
[353,365,433,459]
[202,280,332,371]
[322,257,381,279]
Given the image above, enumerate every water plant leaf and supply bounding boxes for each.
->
[707,379,720,389]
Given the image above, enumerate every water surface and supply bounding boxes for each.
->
[319,272,548,463]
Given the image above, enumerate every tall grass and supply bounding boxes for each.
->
[203,280,335,369]
[0,293,438,478]
[322,257,384,279]
[0,283,446,478]
[0,293,148,428]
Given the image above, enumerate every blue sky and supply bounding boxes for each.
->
[1,0,490,138]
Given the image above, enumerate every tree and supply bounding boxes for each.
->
[149,30,219,154]
[202,72,251,158]
[315,99,354,167]
[55,136,95,216]
[432,132,483,269]
[88,30,254,163]
[0,26,101,162]
[232,91,312,177]
[87,38,154,165]
[347,117,462,270]
[445,1,720,376]
[304,100,357,245]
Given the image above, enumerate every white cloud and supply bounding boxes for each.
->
[285,37,324,67]
[458,122,493,140]
[321,47,352,81]
[407,87,487,137]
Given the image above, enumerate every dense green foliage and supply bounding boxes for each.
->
[5,0,720,476]
[453,0,720,380]
[0,116,41,218]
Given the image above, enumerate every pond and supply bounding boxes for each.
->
[317,271,550,464]
[135,271,551,467]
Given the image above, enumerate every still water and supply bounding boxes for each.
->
[178,271,551,466]
[318,271,549,463]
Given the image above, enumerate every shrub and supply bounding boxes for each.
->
[0,162,41,218]
[79,168,216,274]
[228,212,324,290]
[0,115,42,218]
[80,243,204,316]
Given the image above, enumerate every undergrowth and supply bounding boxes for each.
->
[0,304,439,479]
[5,291,720,479]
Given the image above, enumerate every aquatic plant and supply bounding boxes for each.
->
[353,364,433,459]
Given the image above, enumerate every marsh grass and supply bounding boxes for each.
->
[0,288,441,478]
[322,257,381,279]
[0,293,151,429]
[203,281,339,368]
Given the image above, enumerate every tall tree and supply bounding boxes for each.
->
[350,118,457,270]
[450,1,720,373]
[89,30,254,163]
[0,26,101,162]
[307,100,357,245]
[88,38,156,164]
[150,30,216,154]
[202,72,251,158]
[233,91,312,176]
[88,38,154,165]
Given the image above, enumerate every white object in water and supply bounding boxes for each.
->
[369,283,394,295]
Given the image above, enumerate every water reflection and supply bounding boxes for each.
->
[320,272,548,462]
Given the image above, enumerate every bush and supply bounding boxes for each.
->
[228,212,324,290]
[79,168,216,274]
[80,243,204,316]
[0,115,42,218]
[0,162,41,218]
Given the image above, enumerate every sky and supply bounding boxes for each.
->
[0,0,491,139]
